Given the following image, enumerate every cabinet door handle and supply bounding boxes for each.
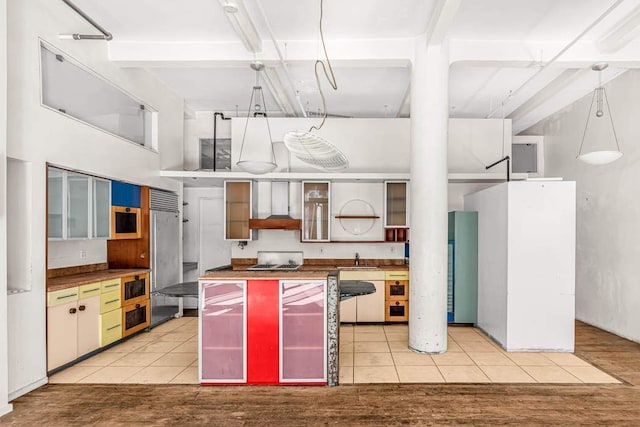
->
[135,304,141,309]
[105,283,119,288]
[107,324,121,331]
[78,305,86,311]
[69,308,77,314]
[58,293,78,300]
[105,299,119,305]
[83,287,100,294]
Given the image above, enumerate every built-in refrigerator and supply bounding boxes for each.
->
[150,189,180,327]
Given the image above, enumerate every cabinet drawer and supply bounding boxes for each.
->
[100,308,123,347]
[339,270,385,281]
[385,271,409,280]
[47,287,79,307]
[78,282,102,299]
[101,278,121,293]
[100,289,122,314]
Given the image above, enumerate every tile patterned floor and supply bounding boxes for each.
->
[50,318,620,385]
[49,317,199,385]
[339,324,621,384]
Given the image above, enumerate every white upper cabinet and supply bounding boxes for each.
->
[48,167,111,240]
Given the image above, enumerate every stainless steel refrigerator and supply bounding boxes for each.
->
[150,189,180,327]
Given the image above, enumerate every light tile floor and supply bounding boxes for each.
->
[49,317,199,385]
[50,318,620,385]
[339,324,621,384]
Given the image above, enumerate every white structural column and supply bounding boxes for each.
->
[408,34,449,354]
[0,0,13,416]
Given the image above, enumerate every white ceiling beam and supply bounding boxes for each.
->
[425,0,462,46]
[598,4,640,54]
[450,39,640,68]
[108,39,414,68]
[262,67,296,117]
[511,68,627,134]
[218,0,262,53]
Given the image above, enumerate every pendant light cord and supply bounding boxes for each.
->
[309,0,338,133]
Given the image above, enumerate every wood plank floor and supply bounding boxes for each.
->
[2,321,640,426]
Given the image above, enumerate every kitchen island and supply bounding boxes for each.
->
[198,269,339,386]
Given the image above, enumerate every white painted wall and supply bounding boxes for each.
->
[465,181,576,351]
[5,0,183,399]
[530,69,640,344]
[448,118,512,174]
[184,111,232,171]
[47,240,107,269]
[0,0,13,416]
[464,184,509,345]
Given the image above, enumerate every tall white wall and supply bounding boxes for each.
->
[5,0,184,399]
[0,0,13,416]
[530,69,640,343]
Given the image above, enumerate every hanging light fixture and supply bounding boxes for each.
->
[236,60,278,174]
[576,63,623,165]
[283,0,349,171]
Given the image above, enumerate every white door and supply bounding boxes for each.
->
[199,197,231,274]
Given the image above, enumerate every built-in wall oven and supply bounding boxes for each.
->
[385,272,409,322]
[121,273,150,336]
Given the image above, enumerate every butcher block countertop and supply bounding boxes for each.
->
[47,268,150,292]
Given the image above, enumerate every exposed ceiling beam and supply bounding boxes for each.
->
[108,39,414,68]
[598,3,640,54]
[425,0,462,46]
[511,68,627,134]
[262,67,296,117]
[218,0,262,53]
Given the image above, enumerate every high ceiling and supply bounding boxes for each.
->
[73,0,640,133]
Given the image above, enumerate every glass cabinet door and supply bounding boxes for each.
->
[224,181,252,240]
[93,178,111,238]
[302,182,330,242]
[385,181,408,227]
[48,168,64,238]
[200,281,246,383]
[67,173,89,238]
[280,280,326,382]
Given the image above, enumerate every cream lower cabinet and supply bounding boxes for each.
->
[47,283,100,371]
[47,282,105,371]
[339,271,385,323]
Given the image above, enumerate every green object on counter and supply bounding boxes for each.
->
[448,211,478,324]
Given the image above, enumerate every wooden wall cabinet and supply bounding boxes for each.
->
[199,279,327,385]
[224,181,257,241]
[302,181,330,242]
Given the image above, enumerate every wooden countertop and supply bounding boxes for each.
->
[47,268,150,292]
[200,264,408,280]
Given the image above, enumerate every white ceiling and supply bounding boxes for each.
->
[72,0,640,133]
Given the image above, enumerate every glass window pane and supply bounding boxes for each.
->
[48,168,64,238]
[93,179,111,238]
[200,138,231,170]
[67,174,89,238]
[41,44,149,146]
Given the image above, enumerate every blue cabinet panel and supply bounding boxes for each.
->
[111,181,141,208]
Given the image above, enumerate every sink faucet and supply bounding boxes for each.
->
[355,252,360,266]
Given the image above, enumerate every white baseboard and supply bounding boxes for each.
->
[0,403,14,417]
[8,377,47,401]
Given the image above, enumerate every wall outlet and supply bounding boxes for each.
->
[390,246,395,253]
[319,247,324,254]
[80,250,87,258]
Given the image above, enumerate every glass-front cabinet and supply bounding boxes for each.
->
[200,281,247,383]
[224,181,257,241]
[48,167,111,240]
[301,181,330,242]
[280,280,327,382]
[384,181,409,242]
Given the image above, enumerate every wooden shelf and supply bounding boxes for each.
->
[249,218,301,230]
[335,215,380,219]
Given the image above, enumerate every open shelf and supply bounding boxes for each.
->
[335,215,380,219]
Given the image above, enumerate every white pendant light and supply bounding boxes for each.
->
[577,63,623,165]
[236,61,277,175]
[283,0,349,172]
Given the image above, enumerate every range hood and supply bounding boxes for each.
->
[249,182,301,230]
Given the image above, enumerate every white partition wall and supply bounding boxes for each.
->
[465,181,576,351]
